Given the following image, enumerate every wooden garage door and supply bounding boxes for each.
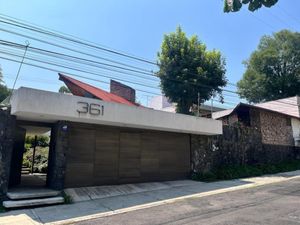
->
[119,132,141,182]
[64,124,190,187]
[64,127,95,187]
[94,128,119,184]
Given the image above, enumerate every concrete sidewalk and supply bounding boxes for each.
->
[1,170,300,225]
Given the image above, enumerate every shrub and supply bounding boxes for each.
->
[191,160,300,182]
[62,192,73,204]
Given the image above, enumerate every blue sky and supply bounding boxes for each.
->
[0,0,299,107]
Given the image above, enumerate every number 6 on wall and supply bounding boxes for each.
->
[77,102,104,116]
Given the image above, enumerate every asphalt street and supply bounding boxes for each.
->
[75,177,300,225]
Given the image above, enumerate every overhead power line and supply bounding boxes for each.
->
[0,42,239,95]
[0,27,157,74]
[0,14,158,65]
[3,51,297,108]
[0,53,243,107]
[0,55,162,96]
[0,17,241,89]
[0,39,158,81]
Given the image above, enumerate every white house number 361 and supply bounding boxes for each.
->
[77,101,104,116]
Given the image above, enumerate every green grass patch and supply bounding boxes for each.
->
[191,160,300,182]
[62,192,73,204]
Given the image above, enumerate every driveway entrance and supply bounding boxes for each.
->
[64,123,191,188]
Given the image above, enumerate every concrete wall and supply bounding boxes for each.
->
[292,118,300,138]
[149,96,173,110]
[10,87,222,136]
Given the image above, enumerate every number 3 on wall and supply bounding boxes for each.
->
[77,102,104,116]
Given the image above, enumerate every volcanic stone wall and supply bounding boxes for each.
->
[191,124,300,173]
[260,110,294,146]
[0,109,15,201]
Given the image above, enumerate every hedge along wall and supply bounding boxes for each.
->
[0,109,16,201]
[191,124,300,174]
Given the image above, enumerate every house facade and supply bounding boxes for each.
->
[149,95,225,117]
[0,74,222,199]
[212,96,300,147]
[190,97,300,174]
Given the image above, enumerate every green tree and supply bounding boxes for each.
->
[0,66,11,103]
[238,30,300,103]
[157,27,227,114]
[25,135,49,148]
[0,84,10,102]
[224,0,278,12]
[59,85,70,94]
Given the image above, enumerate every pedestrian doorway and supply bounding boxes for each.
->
[8,121,53,188]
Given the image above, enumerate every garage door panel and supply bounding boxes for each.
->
[65,163,94,187]
[94,129,119,183]
[65,124,190,187]
[141,158,159,173]
[68,128,95,163]
[94,166,118,177]
[95,152,118,162]
[119,132,141,179]
[119,169,141,178]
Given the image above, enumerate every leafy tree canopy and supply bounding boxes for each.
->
[157,27,227,114]
[238,30,300,103]
[0,65,11,103]
[0,84,10,102]
[224,0,278,12]
[58,85,71,94]
[25,135,49,148]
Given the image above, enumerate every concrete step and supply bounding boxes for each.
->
[21,171,30,175]
[3,196,64,209]
[22,168,31,171]
[7,188,61,200]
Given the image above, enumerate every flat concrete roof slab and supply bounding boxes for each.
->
[10,87,222,135]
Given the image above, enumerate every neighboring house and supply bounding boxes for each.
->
[212,96,300,147]
[149,95,225,117]
[59,73,139,106]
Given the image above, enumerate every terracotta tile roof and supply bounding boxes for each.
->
[212,96,300,119]
[59,73,139,107]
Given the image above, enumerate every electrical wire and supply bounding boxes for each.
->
[0,15,158,65]
[0,42,240,95]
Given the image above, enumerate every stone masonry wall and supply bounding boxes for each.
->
[191,124,300,173]
[47,121,69,190]
[260,110,294,146]
[0,109,16,201]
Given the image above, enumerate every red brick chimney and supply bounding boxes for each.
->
[110,80,136,103]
